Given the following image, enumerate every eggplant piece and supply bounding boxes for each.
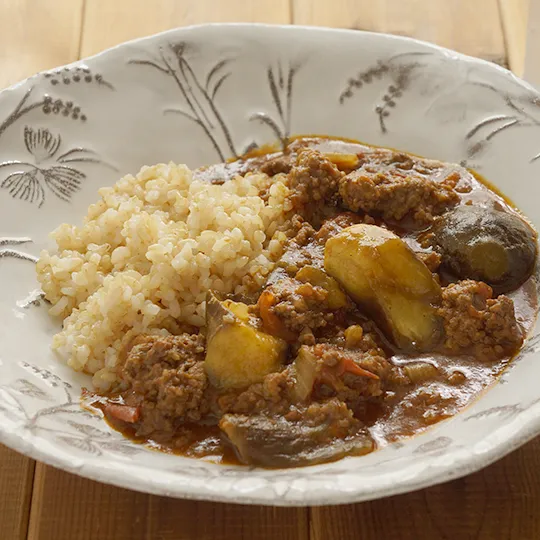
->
[205,292,287,389]
[295,265,348,309]
[324,224,443,351]
[220,402,374,467]
[431,205,537,293]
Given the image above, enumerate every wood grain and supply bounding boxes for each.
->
[80,0,291,57]
[311,436,540,540]
[0,445,35,540]
[27,465,309,540]
[0,0,84,86]
[293,0,508,66]
[27,465,150,540]
[499,0,529,75]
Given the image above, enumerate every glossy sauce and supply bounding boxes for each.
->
[87,136,538,465]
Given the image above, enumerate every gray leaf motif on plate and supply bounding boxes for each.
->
[0,80,118,207]
[464,83,540,162]
[0,86,88,142]
[413,436,453,455]
[340,50,540,162]
[130,42,305,159]
[43,65,115,91]
[0,236,37,262]
[130,42,238,162]
[249,59,303,151]
[339,51,433,134]
[0,126,111,207]
[0,363,139,458]
[465,396,540,422]
[12,379,51,401]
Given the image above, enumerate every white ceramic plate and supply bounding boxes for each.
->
[0,24,539,506]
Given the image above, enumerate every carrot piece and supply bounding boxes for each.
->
[337,358,379,380]
[257,290,296,341]
[104,403,141,423]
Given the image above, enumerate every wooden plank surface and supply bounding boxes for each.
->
[0,446,35,540]
[0,0,84,87]
[27,465,150,540]
[311,437,540,540]
[1,1,538,539]
[80,0,291,56]
[293,0,508,65]
[499,0,529,75]
[28,465,309,540]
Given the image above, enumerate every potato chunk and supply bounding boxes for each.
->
[324,224,442,351]
[205,293,287,389]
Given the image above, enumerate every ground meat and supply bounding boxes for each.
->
[119,333,208,437]
[284,398,360,434]
[339,168,460,226]
[287,341,390,420]
[291,218,316,246]
[288,149,344,223]
[217,367,295,416]
[417,250,442,273]
[258,153,294,176]
[438,280,523,359]
[267,218,319,280]
[309,343,390,399]
[262,276,335,334]
[401,386,458,426]
[314,212,363,243]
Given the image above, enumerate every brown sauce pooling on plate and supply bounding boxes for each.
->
[87,136,538,468]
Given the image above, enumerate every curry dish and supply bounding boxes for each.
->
[84,137,538,467]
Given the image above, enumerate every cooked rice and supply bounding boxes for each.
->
[36,162,292,389]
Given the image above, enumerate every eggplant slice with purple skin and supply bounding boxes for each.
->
[220,399,374,468]
[431,205,537,294]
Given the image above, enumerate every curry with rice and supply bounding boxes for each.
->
[75,136,537,467]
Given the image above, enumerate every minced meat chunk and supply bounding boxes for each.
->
[339,168,460,226]
[260,276,340,335]
[119,333,208,436]
[416,250,442,273]
[284,398,361,431]
[217,367,295,416]
[258,153,294,176]
[303,344,390,418]
[288,149,344,222]
[314,212,363,243]
[438,280,523,360]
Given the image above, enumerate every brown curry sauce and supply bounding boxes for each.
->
[84,136,538,466]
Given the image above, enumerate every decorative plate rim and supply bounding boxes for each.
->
[1,23,540,506]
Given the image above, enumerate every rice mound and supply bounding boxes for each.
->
[36,162,292,389]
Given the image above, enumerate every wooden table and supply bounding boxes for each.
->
[0,1,536,539]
